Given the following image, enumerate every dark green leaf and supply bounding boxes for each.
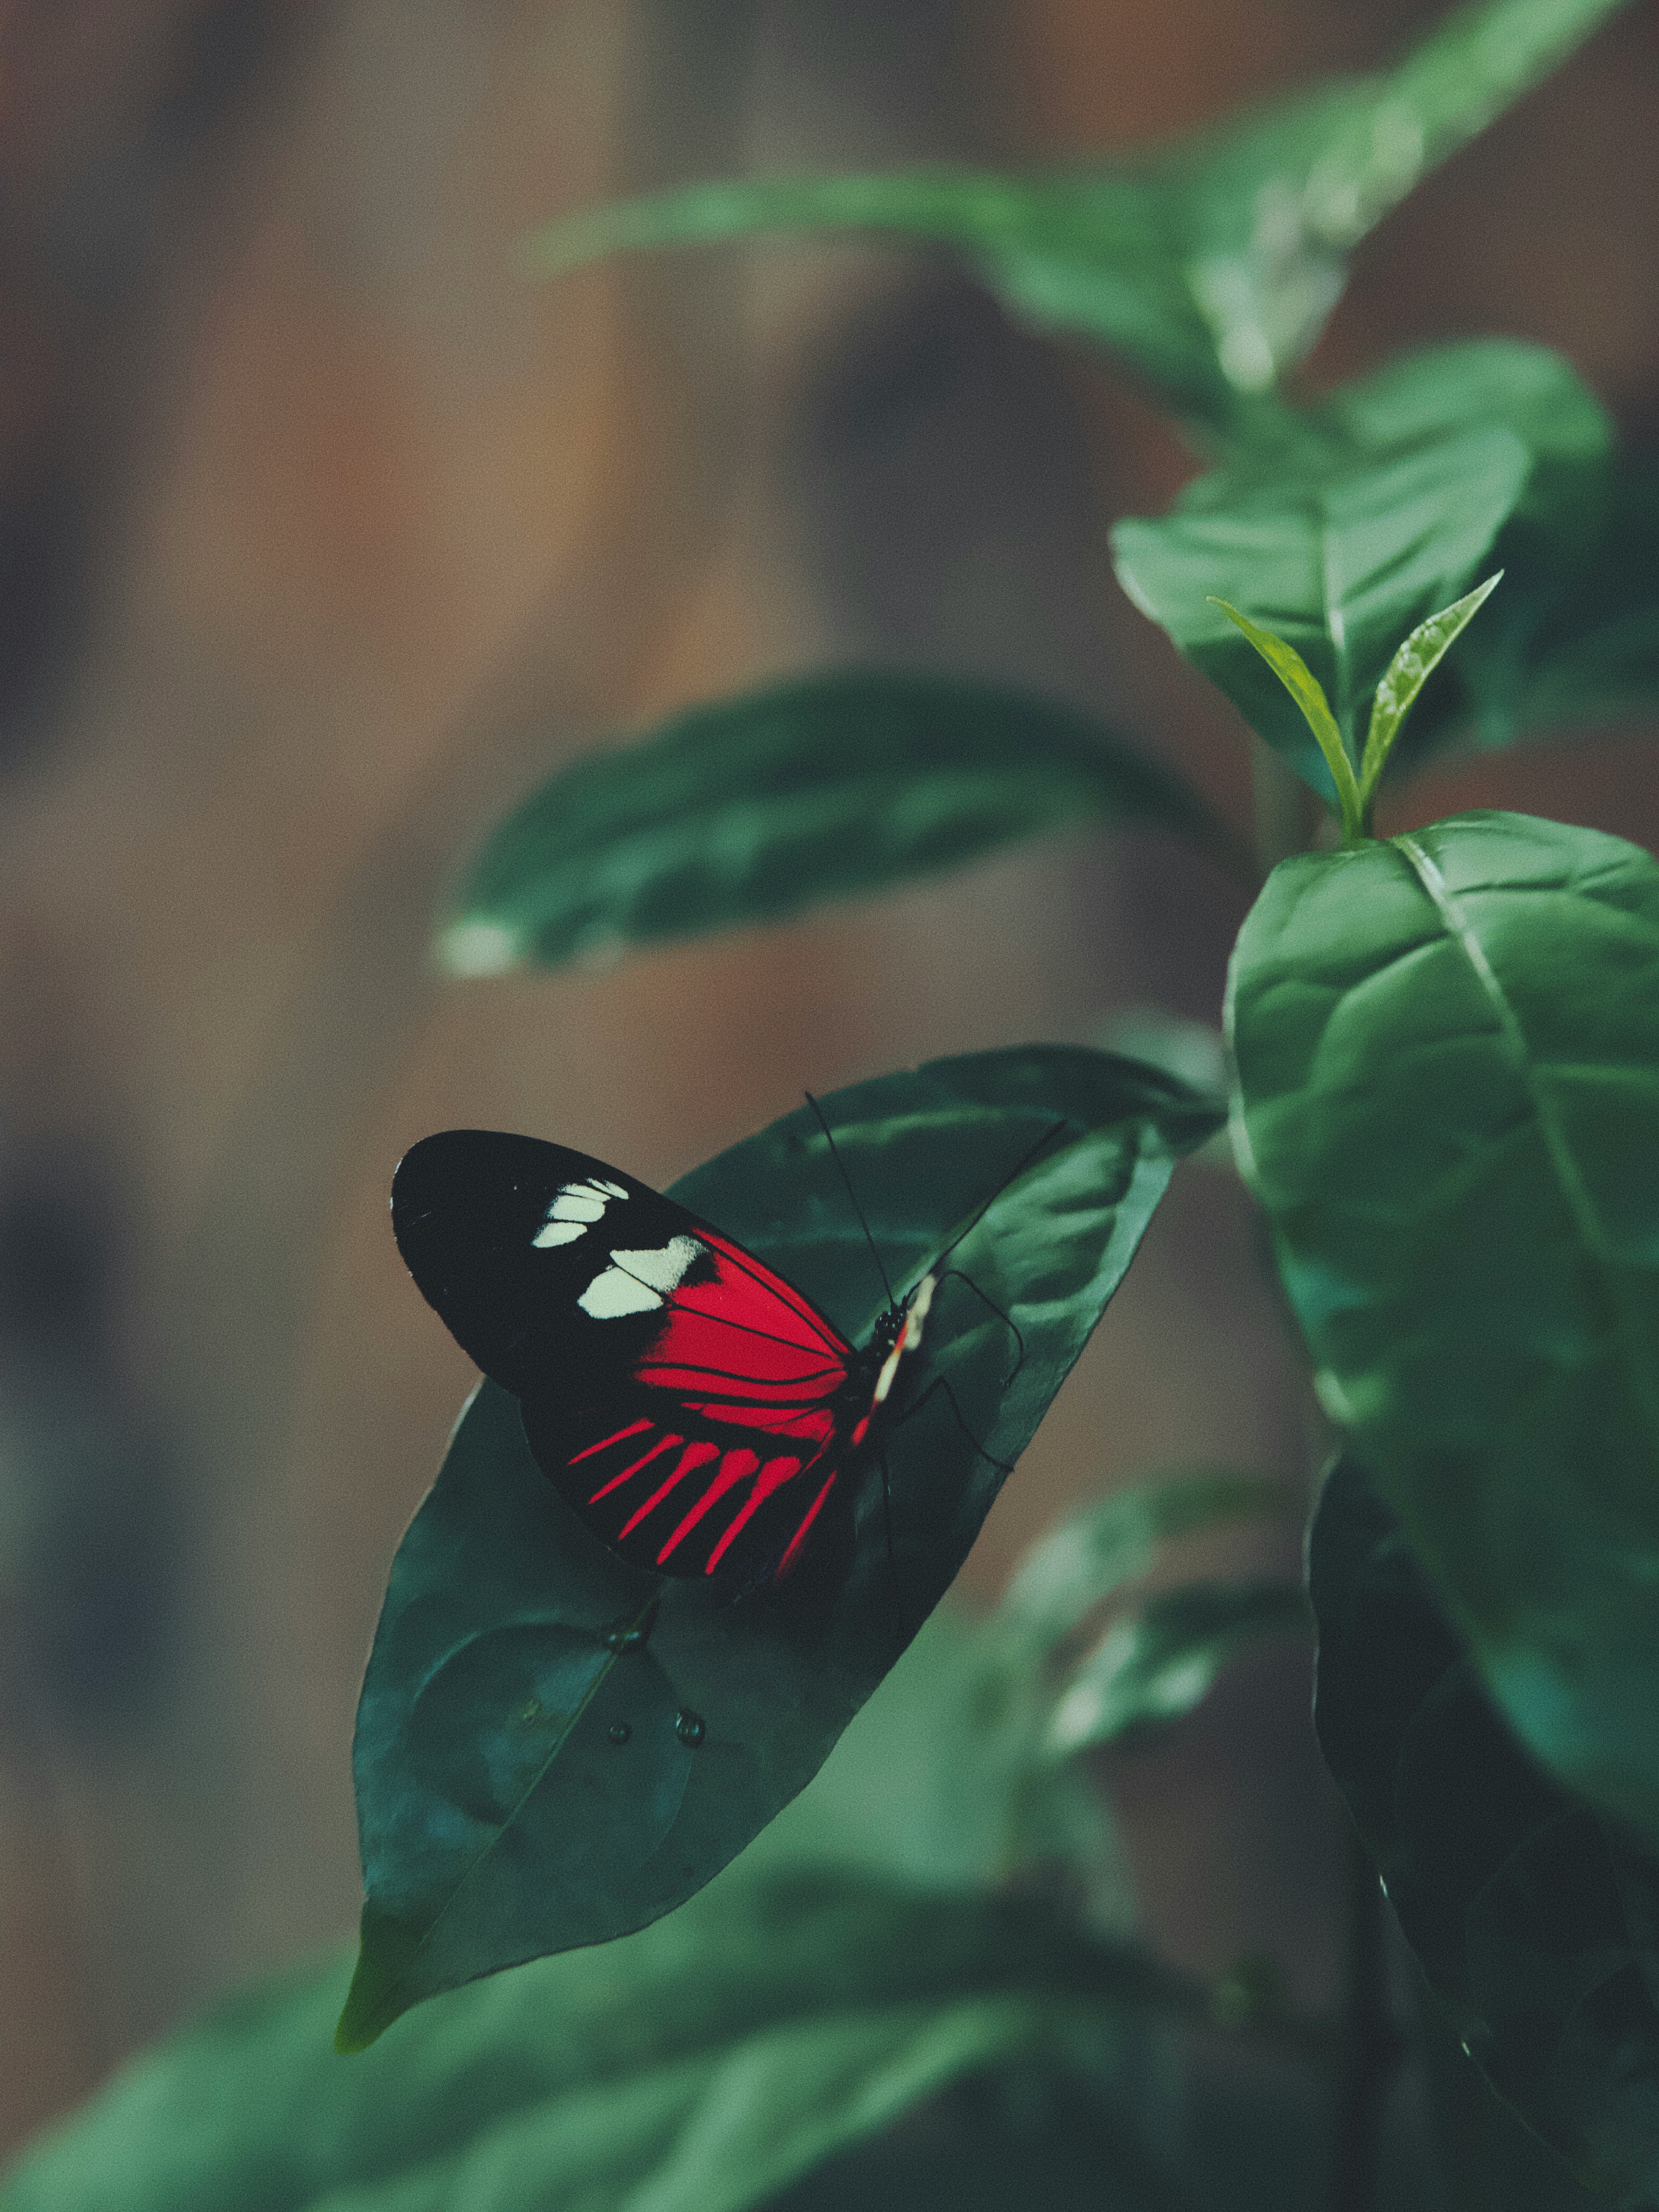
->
[521,0,1627,428]
[438,669,1241,978]
[1310,1456,1659,2206]
[1327,342,1618,774]
[1112,427,1531,799]
[1228,811,1659,1851]
[1400,451,1659,766]
[1046,1582,1311,1756]
[1416,1973,1612,2212]
[992,1471,1297,1662]
[342,1047,1222,2044]
[3,1872,1191,2212]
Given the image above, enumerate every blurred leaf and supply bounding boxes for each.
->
[1093,1013,1227,1107]
[1160,0,1629,402]
[525,166,1237,424]
[343,1048,1222,2045]
[992,1471,1298,1665]
[1046,1582,1311,1757]
[1399,451,1659,766]
[3,1872,1195,2212]
[1322,339,1612,528]
[521,0,1627,427]
[437,670,1242,978]
[1310,1456,1659,2206]
[1228,812,1659,1852]
[1493,454,1659,741]
[1112,427,1531,800]
[1330,343,1621,772]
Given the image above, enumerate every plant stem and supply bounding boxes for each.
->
[1329,1825,1403,2212]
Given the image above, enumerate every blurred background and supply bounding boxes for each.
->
[0,0,1654,2157]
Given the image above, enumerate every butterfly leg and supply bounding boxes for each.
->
[889,1372,1013,1474]
[929,1269,1027,1389]
[878,1441,896,1569]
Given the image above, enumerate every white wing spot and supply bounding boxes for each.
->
[532,1220,586,1249]
[578,1234,702,1319]
[532,1176,631,1249]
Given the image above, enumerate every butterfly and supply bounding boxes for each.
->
[390,1126,955,1593]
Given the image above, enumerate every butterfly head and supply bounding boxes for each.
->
[871,1273,935,1407]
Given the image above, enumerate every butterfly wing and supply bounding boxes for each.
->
[392,1130,859,1583]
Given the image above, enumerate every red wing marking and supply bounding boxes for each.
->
[635,1232,852,1417]
[617,1439,719,1540]
[705,1452,823,1574]
[588,1430,681,1504]
[655,1445,761,1565]
[775,1470,838,1580]
[696,1230,847,1352]
[570,1417,653,1465]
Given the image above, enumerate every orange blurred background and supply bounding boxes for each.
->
[0,0,1653,2154]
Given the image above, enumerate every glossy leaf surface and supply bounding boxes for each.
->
[1046,1582,1310,1756]
[1358,573,1503,805]
[344,1047,1222,2044]
[1113,428,1531,798]
[1311,1457,1659,2205]
[439,669,1240,978]
[3,1871,1185,2212]
[1229,812,1659,1848]
[521,0,1625,427]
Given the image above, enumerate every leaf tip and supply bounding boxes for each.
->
[333,1914,411,2054]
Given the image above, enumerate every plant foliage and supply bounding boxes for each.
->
[341,1048,1221,2046]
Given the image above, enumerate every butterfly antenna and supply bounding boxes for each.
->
[920,1116,1071,1285]
[804,1091,895,1308]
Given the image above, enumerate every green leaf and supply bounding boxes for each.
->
[1161,0,1631,402]
[1208,599,1362,837]
[3,1872,1192,2212]
[1310,1455,1659,2205]
[524,167,1240,425]
[1404,450,1659,764]
[1323,341,1615,774]
[1112,426,1532,800]
[1045,1582,1311,1756]
[438,670,1244,978]
[1227,811,1659,1851]
[992,1470,1297,1664]
[1416,1978,1611,2212]
[1358,573,1503,807]
[521,0,1629,427]
[342,1047,1223,2045]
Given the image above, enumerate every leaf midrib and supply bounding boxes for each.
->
[1393,832,1659,1448]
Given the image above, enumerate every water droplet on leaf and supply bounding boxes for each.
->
[675,1708,705,1748]
[602,1599,658,1653]
[608,1722,631,1746]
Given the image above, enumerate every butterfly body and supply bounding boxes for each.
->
[391,1130,932,1590]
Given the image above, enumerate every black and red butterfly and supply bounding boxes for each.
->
[390,1126,970,1593]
